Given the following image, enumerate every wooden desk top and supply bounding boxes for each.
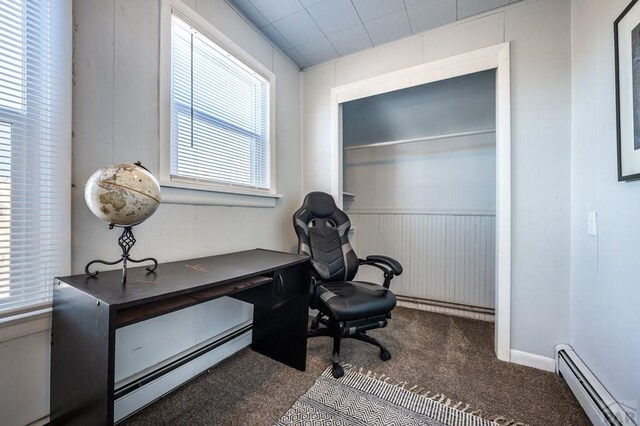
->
[56,249,309,309]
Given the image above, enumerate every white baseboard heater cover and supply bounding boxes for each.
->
[556,344,636,426]
[114,323,252,423]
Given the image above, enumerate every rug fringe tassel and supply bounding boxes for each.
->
[338,364,530,426]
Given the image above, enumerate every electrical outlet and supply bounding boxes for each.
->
[587,211,597,236]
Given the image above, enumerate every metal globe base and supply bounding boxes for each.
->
[85,225,158,285]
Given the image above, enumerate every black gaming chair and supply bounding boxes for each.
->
[293,191,403,378]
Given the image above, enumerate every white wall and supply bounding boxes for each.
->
[302,0,572,358]
[0,1,302,424]
[571,0,640,417]
[0,329,51,426]
[344,137,496,212]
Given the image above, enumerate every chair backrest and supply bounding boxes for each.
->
[293,192,359,282]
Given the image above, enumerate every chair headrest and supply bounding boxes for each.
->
[302,191,337,218]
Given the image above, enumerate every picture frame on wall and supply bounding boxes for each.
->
[615,0,640,181]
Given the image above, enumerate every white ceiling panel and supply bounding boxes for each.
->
[407,0,456,34]
[261,24,293,52]
[295,37,339,64]
[272,9,324,47]
[249,0,304,22]
[300,0,323,7]
[327,25,372,56]
[351,0,405,22]
[363,9,411,46]
[404,0,430,6]
[457,0,510,19]
[227,0,521,68]
[307,0,361,35]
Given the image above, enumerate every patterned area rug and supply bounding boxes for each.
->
[276,366,528,426]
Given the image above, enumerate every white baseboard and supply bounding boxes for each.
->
[510,349,556,372]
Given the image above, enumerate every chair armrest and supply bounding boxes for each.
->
[363,255,403,275]
[358,255,403,289]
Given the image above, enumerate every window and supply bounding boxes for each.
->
[0,0,70,316]
[166,10,275,195]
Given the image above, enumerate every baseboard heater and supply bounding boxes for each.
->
[114,323,252,422]
[555,344,636,425]
[115,323,252,399]
[395,295,495,315]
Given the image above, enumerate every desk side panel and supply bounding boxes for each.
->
[51,280,114,425]
[251,264,309,371]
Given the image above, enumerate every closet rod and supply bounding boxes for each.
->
[343,128,496,151]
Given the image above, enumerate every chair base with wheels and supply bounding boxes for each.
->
[293,192,403,379]
[308,311,392,378]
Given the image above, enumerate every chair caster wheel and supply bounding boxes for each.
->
[380,349,391,361]
[332,364,344,378]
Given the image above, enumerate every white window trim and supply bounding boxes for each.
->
[159,0,279,207]
[0,303,52,342]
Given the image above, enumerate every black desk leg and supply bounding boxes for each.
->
[50,282,115,425]
[251,293,308,371]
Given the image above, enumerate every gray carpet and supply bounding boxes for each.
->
[123,307,590,426]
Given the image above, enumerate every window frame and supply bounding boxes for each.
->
[159,0,279,207]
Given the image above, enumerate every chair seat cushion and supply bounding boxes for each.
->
[315,281,396,321]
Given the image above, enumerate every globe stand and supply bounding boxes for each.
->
[85,224,158,285]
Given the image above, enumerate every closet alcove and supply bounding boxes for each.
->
[342,70,497,318]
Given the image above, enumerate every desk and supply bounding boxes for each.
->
[50,249,310,425]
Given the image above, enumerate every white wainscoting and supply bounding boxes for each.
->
[349,212,496,310]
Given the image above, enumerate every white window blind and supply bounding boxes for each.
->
[170,13,271,191]
[0,0,69,315]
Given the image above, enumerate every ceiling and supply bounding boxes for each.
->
[227,0,523,69]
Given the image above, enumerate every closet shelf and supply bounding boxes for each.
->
[343,129,496,151]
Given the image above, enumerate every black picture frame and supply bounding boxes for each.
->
[615,0,640,181]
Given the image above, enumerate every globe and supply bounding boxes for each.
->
[84,163,161,226]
